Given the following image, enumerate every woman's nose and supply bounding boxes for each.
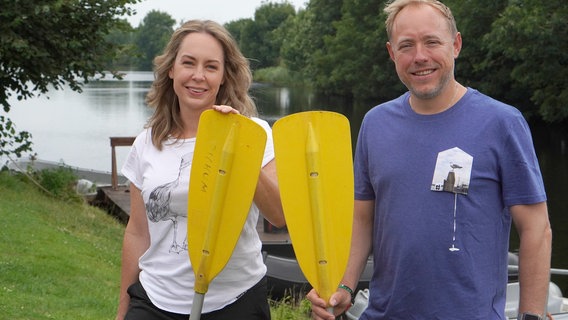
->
[192,67,205,80]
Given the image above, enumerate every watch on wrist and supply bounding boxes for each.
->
[518,313,543,320]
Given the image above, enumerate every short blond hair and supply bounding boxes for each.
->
[384,0,458,40]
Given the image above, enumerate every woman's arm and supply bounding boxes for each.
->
[115,184,151,320]
[253,159,285,228]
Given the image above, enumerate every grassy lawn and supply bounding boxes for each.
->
[0,171,124,319]
[0,170,310,319]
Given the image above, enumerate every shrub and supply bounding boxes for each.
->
[33,167,83,202]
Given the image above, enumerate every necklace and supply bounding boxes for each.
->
[446,82,459,109]
[409,82,460,114]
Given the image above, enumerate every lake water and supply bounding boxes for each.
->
[6,71,568,294]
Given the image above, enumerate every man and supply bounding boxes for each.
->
[307,1,552,319]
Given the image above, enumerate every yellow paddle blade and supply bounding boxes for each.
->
[187,110,267,294]
[273,111,353,303]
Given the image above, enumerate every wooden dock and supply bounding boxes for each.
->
[94,136,291,245]
[95,184,291,245]
[93,185,131,223]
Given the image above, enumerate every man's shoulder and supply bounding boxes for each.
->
[366,93,407,116]
[465,88,522,118]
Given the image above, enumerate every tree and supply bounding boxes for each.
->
[225,19,252,46]
[293,0,402,102]
[482,0,568,122]
[240,2,296,69]
[445,0,533,116]
[286,0,568,123]
[279,9,313,75]
[328,0,402,102]
[105,19,138,71]
[289,0,344,94]
[0,0,139,160]
[444,0,508,90]
[133,10,176,71]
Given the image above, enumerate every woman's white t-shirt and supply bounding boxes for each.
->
[122,117,274,314]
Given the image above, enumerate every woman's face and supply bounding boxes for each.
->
[169,32,225,113]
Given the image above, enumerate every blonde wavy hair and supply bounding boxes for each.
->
[384,0,458,40]
[145,20,257,149]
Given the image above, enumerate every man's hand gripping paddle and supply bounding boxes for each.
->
[187,110,267,320]
[273,111,354,313]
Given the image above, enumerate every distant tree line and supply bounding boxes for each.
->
[117,0,567,123]
[1,0,566,161]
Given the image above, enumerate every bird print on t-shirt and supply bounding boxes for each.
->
[145,153,192,253]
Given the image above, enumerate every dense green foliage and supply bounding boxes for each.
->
[0,115,32,159]
[239,2,296,69]
[133,10,176,71]
[0,0,138,110]
[276,0,568,122]
[480,0,568,122]
[220,0,568,123]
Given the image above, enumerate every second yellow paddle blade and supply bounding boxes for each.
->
[273,111,354,302]
[187,110,267,294]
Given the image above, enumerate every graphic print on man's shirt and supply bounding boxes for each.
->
[145,152,192,254]
[430,147,473,252]
[431,147,473,195]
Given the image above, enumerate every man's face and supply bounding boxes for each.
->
[386,4,461,100]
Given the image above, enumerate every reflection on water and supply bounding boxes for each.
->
[6,72,153,174]
[253,83,311,124]
[6,72,321,173]
[5,71,568,294]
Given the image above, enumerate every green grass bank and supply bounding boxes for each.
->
[0,170,310,319]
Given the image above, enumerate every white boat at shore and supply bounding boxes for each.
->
[5,158,127,187]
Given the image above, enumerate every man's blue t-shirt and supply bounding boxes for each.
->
[354,88,546,319]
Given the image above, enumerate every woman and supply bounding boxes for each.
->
[116,20,285,320]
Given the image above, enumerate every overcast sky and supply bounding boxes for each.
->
[126,0,307,27]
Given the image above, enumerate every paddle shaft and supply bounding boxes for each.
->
[189,293,205,320]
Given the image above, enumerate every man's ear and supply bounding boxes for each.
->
[386,42,395,62]
[453,32,462,59]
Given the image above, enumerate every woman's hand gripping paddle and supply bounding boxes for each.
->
[273,111,354,312]
[187,110,267,320]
